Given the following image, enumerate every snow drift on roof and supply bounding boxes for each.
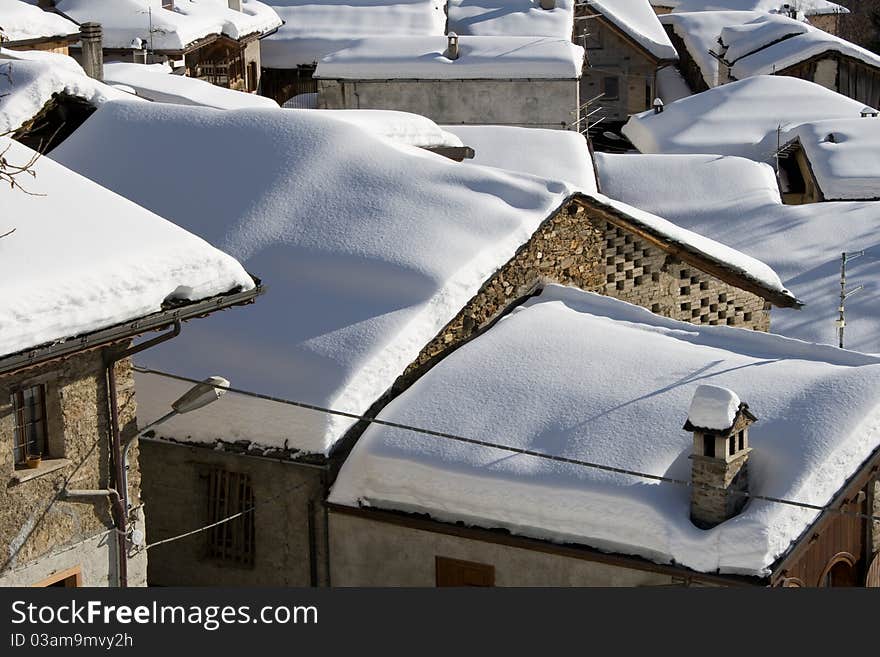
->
[656,64,692,102]
[305,109,463,148]
[50,101,574,454]
[718,12,808,63]
[782,118,880,201]
[653,0,847,16]
[0,50,138,134]
[103,62,279,109]
[0,0,78,42]
[660,10,765,87]
[588,0,678,60]
[687,384,741,430]
[443,124,598,191]
[314,35,585,80]
[622,75,871,161]
[446,0,575,39]
[262,1,445,68]
[329,284,880,576]
[171,0,281,40]
[0,136,254,358]
[595,151,880,351]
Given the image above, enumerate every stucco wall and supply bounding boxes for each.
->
[317,78,579,129]
[0,348,143,586]
[140,440,327,586]
[329,511,676,587]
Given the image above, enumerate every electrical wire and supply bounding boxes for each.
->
[133,366,880,524]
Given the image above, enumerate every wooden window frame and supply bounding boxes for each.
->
[11,384,49,467]
[435,556,495,587]
[817,552,857,587]
[32,566,82,588]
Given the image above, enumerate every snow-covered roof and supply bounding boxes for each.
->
[103,62,279,109]
[50,101,575,455]
[443,125,598,191]
[446,0,575,39]
[304,109,464,148]
[170,0,281,40]
[651,0,848,17]
[0,50,138,134]
[594,152,880,352]
[656,64,692,102]
[586,0,678,61]
[660,10,765,87]
[262,1,445,68]
[0,0,78,43]
[686,384,742,430]
[314,36,585,80]
[329,284,880,576]
[0,136,254,358]
[622,75,872,161]
[725,15,880,78]
[51,101,789,453]
[782,118,880,201]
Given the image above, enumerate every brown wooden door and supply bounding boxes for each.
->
[435,556,495,587]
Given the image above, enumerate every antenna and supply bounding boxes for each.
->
[837,250,864,349]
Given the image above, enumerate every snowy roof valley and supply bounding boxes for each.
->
[2,0,880,592]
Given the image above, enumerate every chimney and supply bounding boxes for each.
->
[540,0,557,9]
[445,32,460,60]
[653,97,664,114]
[684,385,756,529]
[228,0,243,11]
[80,22,104,82]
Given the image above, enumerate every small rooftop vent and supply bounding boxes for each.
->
[860,107,878,118]
[653,97,664,114]
[446,32,460,61]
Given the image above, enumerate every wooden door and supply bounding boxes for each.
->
[435,556,495,587]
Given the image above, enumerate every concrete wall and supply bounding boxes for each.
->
[317,78,579,129]
[329,511,676,587]
[0,348,144,587]
[577,14,659,123]
[140,440,327,586]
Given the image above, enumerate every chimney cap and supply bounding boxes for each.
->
[683,385,756,433]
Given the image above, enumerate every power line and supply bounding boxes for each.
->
[133,367,880,523]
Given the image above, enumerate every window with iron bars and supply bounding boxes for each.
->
[11,384,48,467]
[205,468,255,567]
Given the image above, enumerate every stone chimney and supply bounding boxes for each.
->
[228,0,243,11]
[80,22,104,82]
[684,385,756,529]
[445,32,460,60]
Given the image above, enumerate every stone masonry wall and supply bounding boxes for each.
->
[0,346,141,584]
[406,199,772,378]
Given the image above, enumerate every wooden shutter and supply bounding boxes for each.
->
[435,556,495,587]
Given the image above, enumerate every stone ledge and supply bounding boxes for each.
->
[10,458,72,485]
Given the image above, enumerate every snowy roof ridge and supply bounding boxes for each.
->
[576,193,800,307]
[0,0,79,43]
[586,0,679,61]
[650,0,848,16]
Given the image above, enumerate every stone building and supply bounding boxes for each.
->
[328,285,880,588]
[0,136,259,587]
[575,1,678,126]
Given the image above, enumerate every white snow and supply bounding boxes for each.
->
[103,62,279,109]
[443,125,598,191]
[314,36,585,80]
[301,109,463,148]
[587,0,678,60]
[622,75,872,161]
[653,0,848,17]
[719,13,808,63]
[171,0,281,40]
[262,1,446,68]
[687,384,741,430]
[656,64,692,102]
[781,118,880,200]
[446,0,575,39]
[660,10,764,87]
[0,135,254,358]
[595,151,880,351]
[329,284,880,576]
[0,0,78,43]
[50,101,575,454]
[0,50,139,134]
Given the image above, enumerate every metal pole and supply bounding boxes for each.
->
[837,250,864,349]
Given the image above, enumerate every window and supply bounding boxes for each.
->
[33,566,81,588]
[701,435,714,458]
[602,76,620,100]
[247,61,258,92]
[738,430,745,451]
[206,468,255,567]
[728,435,736,456]
[436,557,495,587]
[12,385,48,466]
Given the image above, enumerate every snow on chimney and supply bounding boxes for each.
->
[684,385,756,529]
[446,33,460,61]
